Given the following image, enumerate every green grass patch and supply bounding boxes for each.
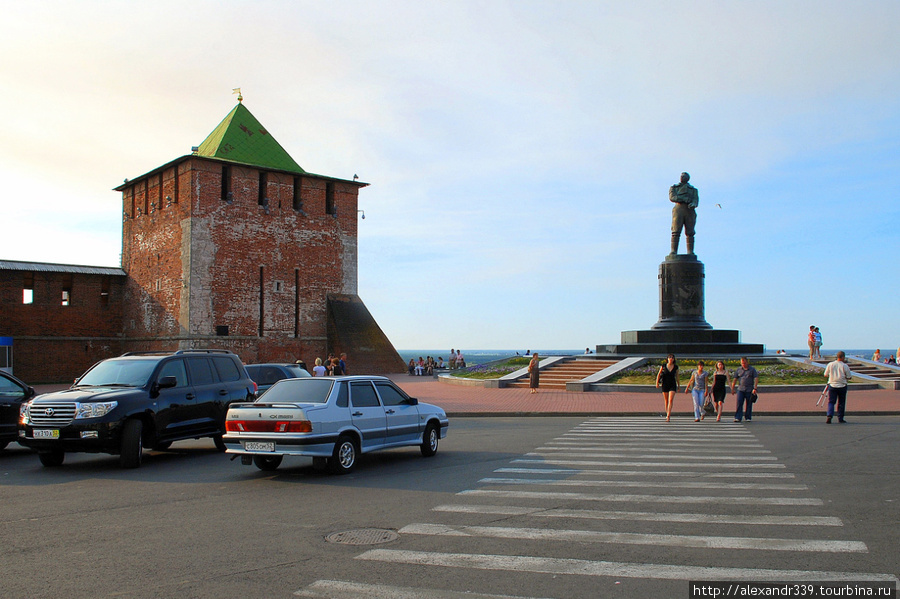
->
[607,359,825,385]
[452,357,531,379]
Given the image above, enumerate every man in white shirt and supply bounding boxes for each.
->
[823,351,852,424]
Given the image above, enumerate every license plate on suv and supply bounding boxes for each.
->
[243,441,275,452]
[33,429,60,439]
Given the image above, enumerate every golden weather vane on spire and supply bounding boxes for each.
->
[233,88,243,103]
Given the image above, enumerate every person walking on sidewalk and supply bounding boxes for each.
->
[656,354,679,422]
[685,360,709,422]
[824,351,852,424]
[528,353,540,394]
[730,357,759,422]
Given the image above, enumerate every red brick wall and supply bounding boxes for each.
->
[122,162,190,338]
[0,269,125,382]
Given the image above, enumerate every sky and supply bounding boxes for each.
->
[2,1,898,353]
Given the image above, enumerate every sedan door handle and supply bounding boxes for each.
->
[219,389,228,396]
[352,411,363,416]
[385,409,395,414]
[186,393,195,400]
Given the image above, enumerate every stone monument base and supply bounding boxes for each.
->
[598,328,765,356]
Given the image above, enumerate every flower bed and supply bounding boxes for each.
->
[607,359,823,385]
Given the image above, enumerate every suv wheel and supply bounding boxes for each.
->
[39,449,65,467]
[119,419,144,469]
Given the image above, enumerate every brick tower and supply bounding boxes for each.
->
[115,100,404,373]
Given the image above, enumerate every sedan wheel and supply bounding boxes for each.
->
[253,455,283,471]
[328,436,357,474]
[420,423,439,457]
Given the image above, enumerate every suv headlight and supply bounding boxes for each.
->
[75,402,118,419]
[20,401,32,425]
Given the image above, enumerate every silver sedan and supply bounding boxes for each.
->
[223,375,449,473]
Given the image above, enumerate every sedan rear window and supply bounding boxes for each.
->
[256,378,333,404]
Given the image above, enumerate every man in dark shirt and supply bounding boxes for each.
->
[730,356,759,422]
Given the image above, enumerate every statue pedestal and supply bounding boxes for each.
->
[598,253,764,356]
[652,255,711,330]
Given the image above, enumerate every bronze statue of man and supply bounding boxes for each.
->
[669,171,699,255]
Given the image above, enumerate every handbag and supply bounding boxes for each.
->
[751,392,758,404]
[702,395,715,414]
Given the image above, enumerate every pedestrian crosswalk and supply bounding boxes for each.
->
[295,418,897,598]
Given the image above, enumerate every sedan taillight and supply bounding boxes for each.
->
[225,420,312,433]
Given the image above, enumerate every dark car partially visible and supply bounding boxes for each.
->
[0,371,36,450]
[244,363,311,395]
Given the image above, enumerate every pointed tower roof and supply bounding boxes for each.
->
[196,102,306,174]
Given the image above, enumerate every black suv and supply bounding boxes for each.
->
[19,350,257,468]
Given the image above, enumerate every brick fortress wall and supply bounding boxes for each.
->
[0,269,126,382]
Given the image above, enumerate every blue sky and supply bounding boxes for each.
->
[1,1,898,353]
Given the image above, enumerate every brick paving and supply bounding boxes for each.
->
[388,374,900,417]
[31,377,899,418]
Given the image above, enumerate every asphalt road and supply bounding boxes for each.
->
[1,416,897,599]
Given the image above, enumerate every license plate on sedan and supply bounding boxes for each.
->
[243,441,275,452]
[33,429,60,439]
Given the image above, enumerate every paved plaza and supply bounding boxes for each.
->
[386,374,900,417]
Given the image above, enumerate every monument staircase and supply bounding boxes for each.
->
[506,358,619,390]
[820,358,900,388]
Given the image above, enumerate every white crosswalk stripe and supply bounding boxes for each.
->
[296,417,898,596]
[513,458,786,468]
[494,467,795,478]
[355,549,897,582]
[477,476,808,491]
[398,523,868,552]
[459,488,823,505]
[431,504,844,526]
[527,450,778,460]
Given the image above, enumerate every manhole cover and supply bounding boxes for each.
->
[325,528,399,545]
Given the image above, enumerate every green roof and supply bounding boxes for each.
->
[196,102,305,174]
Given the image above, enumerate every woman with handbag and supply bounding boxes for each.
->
[685,360,709,422]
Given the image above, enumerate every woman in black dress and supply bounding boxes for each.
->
[655,354,679,422]
[711,360,730,422]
